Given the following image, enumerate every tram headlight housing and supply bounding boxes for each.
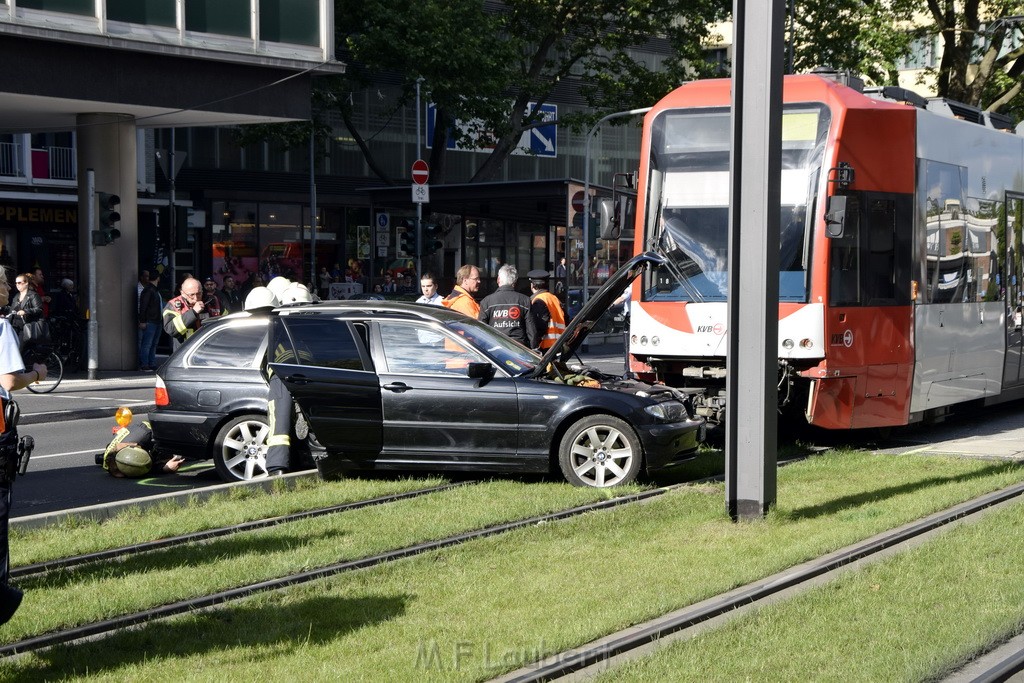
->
[782,339,794,349]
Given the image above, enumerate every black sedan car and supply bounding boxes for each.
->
[151,252,704,487]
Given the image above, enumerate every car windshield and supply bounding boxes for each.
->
[445,318,540,375]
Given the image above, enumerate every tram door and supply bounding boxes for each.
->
[1005,195,1024,386]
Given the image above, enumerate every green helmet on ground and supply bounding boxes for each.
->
[115,446,152,477]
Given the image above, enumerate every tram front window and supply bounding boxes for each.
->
[645,104,829,304]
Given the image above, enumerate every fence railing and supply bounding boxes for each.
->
[47,146,76,180]
[0,142,23,178]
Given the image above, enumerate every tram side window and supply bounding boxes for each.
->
[829,195,861,306]
[864,198,897,304]
[829,193,912,307]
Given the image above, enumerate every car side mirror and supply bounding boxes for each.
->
[825,195,847,238]
[466,362,495,380]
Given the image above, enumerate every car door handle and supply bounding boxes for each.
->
[382,382,411,392]
[284,375,311,386]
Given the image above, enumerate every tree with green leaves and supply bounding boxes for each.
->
[240,0,729,185]
[791,0,1023,120]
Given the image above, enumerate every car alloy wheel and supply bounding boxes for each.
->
[213,413,271,481]
[558,414,642,488]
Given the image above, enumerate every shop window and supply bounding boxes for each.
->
[212,201,260,291]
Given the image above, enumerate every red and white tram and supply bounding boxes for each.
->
[626,72,1024,430]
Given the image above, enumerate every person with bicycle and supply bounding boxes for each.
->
[0,267,46,626]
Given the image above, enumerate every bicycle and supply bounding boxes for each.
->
[21,340,63,394]
[48,316,84,373]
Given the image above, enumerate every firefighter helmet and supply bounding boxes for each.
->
[279,283,314,305]
[114,446,152,477]
[266,276,292,298]
[244,286,279,312]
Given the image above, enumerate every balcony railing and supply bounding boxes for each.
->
[0,142,23,178]
[47,146,76,180]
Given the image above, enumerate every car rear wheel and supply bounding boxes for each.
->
[213,414,270,482]
[557,414,642,488]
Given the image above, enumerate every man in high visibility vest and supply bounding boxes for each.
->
[442,264,481,317]
[162,277,206,350]
[528,270,566,351]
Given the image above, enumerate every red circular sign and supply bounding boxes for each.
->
[571,191,585,213]
[412,159,429,185]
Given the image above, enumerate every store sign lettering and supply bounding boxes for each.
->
[0,205,78,225]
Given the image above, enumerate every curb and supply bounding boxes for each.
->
[21,403,157,425]
[11,469,320,531]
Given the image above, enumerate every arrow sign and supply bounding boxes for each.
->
[412,159,429,185]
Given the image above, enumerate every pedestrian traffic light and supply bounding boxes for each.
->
[423,223,444,256]
[92,192,121,246]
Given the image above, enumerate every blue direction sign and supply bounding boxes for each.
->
[426,102,557,157]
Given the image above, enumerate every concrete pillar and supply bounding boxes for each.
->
[76,113,139,371]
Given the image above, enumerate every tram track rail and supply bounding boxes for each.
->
[0,484,671,658]
[495,480,1024,682]
[10,481,469,581]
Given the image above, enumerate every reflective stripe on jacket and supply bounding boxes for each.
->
[531,290,566,349]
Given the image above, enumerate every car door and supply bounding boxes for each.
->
[267,315,382,455]
[371,320,525,468]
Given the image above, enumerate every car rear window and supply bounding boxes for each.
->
[276,317,365,370]
[189,323,267,368]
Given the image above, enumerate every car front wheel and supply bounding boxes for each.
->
[557,414,642,488]
[213,414,271,482]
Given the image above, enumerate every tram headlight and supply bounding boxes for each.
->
[651,336,660,346]
[640,336,648,346]
[782,339,794,349]
[800,338,814,349]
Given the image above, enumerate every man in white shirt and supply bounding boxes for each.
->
[416,273,443,305]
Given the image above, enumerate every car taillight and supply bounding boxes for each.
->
[155,376,169,406]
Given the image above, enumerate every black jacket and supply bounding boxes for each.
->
[138,283,162,324]
[478,285,537,348]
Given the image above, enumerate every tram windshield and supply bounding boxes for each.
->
[644,105,831,303]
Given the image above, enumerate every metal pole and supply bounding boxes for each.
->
[86,169,98,380]
[725,0,785,521]
[309,121,317,289]
[415,77,423,280]
[168,128,176,290]
[581,107,651,306]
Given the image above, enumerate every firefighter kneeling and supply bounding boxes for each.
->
[99,407,184,478]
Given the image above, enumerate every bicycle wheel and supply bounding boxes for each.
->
[28,351,62,394]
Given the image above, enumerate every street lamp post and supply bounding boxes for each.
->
[581,107,651,306]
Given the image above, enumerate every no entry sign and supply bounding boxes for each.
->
[412,159,429,185]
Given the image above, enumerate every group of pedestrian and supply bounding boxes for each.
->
[418,264,565,353]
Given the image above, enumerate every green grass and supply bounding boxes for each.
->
[599,499,1024,682]
[1,451,1022,682]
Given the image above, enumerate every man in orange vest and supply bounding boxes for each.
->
[529,270,566,351]
[442,264,481,317]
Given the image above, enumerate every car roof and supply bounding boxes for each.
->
[271,299,469,323]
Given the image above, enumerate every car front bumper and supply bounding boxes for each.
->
[636,418,704,472]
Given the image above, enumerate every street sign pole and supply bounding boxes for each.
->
[411,157,430,279]
[415,79,424,280]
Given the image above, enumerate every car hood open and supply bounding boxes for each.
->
[528,251,665,377]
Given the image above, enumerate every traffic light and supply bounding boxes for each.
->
[92,192,121,246]
[398,222,416,257]
[423,223,444,256]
